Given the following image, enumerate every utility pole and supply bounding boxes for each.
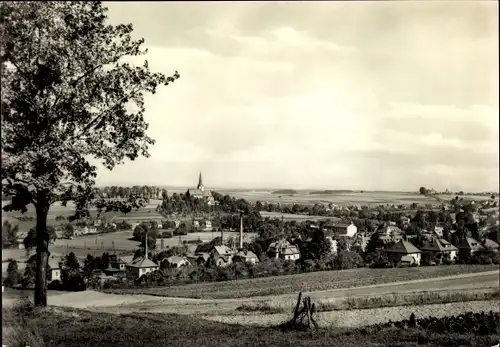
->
[145,230,149,259]
[239,211,244,250]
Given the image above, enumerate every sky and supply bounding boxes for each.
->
[95,1,499,192]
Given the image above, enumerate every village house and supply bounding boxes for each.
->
[125,256,159,278]
[233,250,259,264]
[116,255,134,270]
[187,252,210,266]
[386,240,422,266]
[204,220,213,231]
[352,234,371,252]
[400,216,411,225]
[433,225,444,238]
[47,258,61,283]
[211,245,235,266]
[267,240,301,261]
[74,226,97,236]
[331,221,358,238]
[163,256,191,268]
[186,172,215,206]
[377,224,404,243]
[456,237,484,258]
[420,238,458,262]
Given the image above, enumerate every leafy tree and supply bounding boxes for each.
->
[63,223,74,239]
[1,1,179,306]
[4,259,21,286]
[334,250,364,270]
[365,249,389,268]
[363,232,382,259]
[419,187,427,195]
[2,221,19,248]
[64,252,80,270]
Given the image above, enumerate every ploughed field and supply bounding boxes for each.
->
[104,264,499,299]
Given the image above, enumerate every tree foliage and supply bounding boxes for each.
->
[1,1,179,306]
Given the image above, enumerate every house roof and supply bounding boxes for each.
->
[213,245,233,256]
[421,238,457,252]
[48,258,60,270]
[268,240,300,255]
[127,257,158,268]
[195,243,214,253]
[166,256,189,264]
[235,250,258,259]
[188,189,213,197]
[458,237,484,250]
[197,253,210,261]
[387,240,421,254]
[484,238,499,249]
[119,255,135,264]
[280,245,300,255]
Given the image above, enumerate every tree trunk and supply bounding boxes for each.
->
[34,198,50,306]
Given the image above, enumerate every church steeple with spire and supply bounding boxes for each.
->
[197,171,204,192]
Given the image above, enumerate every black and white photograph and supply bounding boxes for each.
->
[1,1,499,346]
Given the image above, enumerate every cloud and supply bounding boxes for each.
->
[93,2,499,192]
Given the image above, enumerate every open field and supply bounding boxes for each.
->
[2,200,164,237]
[51,230,256,253]
[260,211,340,221]
[216,190,493,206]
[4,305,498,347]
[103,265,499,299]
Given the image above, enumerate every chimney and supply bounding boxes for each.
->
[239,213,244,250]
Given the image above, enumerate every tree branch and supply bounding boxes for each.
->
[69,86,141,144]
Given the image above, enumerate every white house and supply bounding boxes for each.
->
[233,250,259,264]
[163,256,191,268]
[332,221,357,238]
[126,257,159,278]
[47,258,61,282]
[420,238,458,262]
[267,240,301,261]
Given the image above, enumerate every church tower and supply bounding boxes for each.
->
[197,171,204,192]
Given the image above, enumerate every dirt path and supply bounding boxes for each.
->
[32,270,497,314]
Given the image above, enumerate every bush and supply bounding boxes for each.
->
[173,229,188,236]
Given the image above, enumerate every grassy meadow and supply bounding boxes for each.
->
[103,265,499,299]
[2,299,499,347]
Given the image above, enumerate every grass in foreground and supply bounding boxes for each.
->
[103,264,498,299]
[2,302,499,347]
[237,290,500,314]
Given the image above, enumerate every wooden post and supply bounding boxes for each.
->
[294,292,302,320]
